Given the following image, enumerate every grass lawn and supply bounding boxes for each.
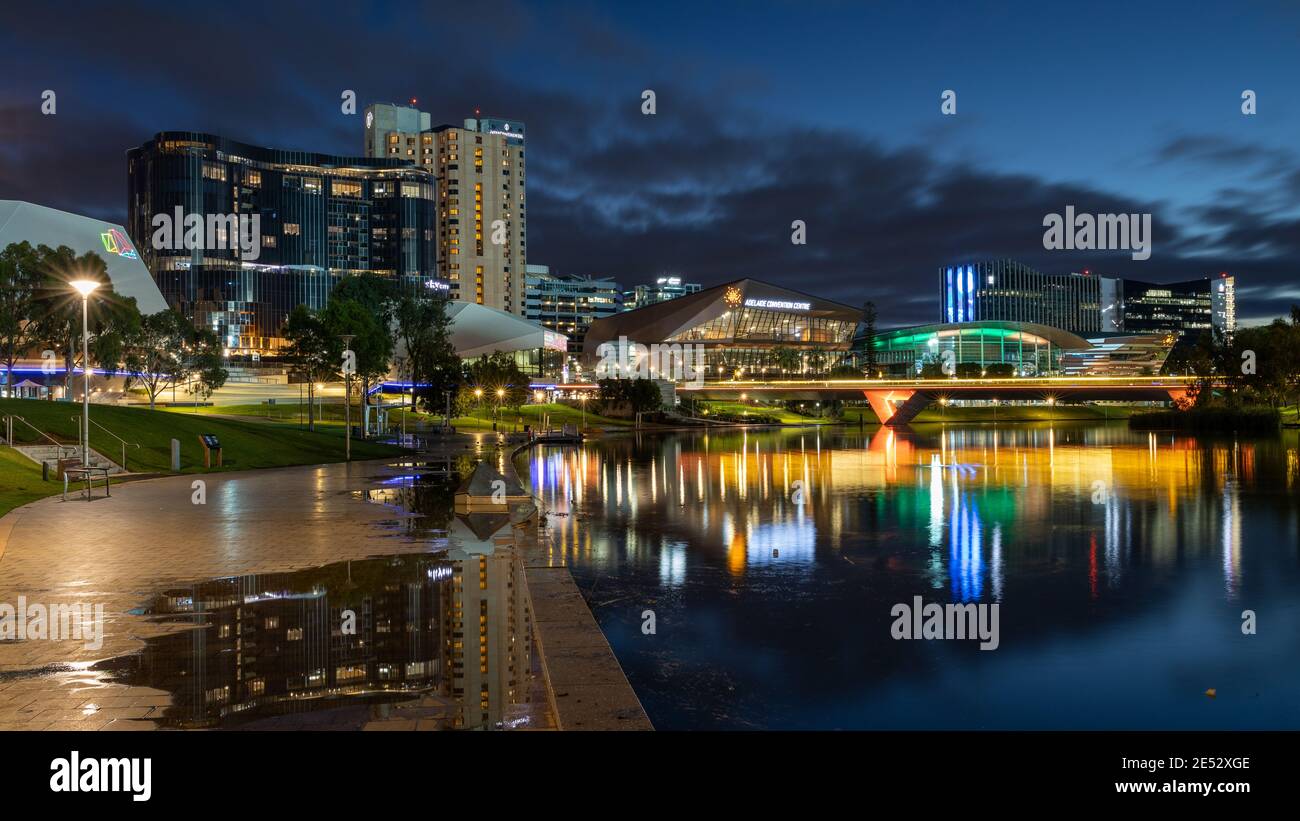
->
[0,446,62,518]
[159,401,350,425]
[696,401,835,424]
[389,402,634,432]
[0,398,405,476]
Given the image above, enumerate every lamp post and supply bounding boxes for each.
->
[69,280,100,467]
[340,334,354,461]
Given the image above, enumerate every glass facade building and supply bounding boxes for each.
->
[868,321,1092,377]
[940,260,1238,342]
[523,265,622,353]
[583,278,860,376]
[941,260,1105,335]
[128,132,440,354]
[1119,275,1236,338]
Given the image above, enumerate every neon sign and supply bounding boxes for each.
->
[99,228,138,260]
[744,298,810,311]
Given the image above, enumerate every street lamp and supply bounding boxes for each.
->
[340,334,354,461]
[69,279,100,467]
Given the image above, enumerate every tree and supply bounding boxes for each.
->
[122,310,228,410]
[984,362,1015,378]
[860,300,878,376]
[954,362,983,379]
[465,351,530,417]
[0,242,42,396]
[282,304,340,431]
[396,295,461,417]
[919,354,946,379]
[770,346,802,376]
[27,245,141,399]
[598,378,662,413]
[322,294,394,429]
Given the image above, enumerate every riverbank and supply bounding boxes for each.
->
[1129,405,1282,433]
[505,444,653,730]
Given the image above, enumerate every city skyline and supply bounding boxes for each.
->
[1,0,1298,330]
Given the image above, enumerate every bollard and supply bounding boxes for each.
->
[171,438,181,472]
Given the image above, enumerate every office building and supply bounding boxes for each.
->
[941,260,1106,335]
[524,264,622,352]
[941,260,1238,341]
[127,132,440,354]
[623,276,701,311]
[1118,274,1236,338]
[365,103,527,315]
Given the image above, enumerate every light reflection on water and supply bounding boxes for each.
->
[523,423,1300,730]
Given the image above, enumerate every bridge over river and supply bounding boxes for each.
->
[682,376,1206,425]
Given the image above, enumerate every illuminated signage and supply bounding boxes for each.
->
[723,286,743,307]
[365,111,373,129]
[99,228,138,260]
[744,298,810,311]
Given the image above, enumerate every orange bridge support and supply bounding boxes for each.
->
[863,389,932,426]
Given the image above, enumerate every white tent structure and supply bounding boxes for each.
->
[445,301,567,358]
[0,200,168,314]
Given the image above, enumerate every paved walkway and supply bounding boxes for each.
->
[0,458,436,730]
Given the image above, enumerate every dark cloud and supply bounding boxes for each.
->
[1,1,1296,327]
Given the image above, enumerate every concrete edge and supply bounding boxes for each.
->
[505,444,654,731]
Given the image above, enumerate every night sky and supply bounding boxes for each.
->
[2,0,1298,327]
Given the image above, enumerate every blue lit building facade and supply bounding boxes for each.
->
[128,132,442,354]
[941,260,1107,335]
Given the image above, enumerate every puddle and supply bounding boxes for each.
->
[94,551,553,730]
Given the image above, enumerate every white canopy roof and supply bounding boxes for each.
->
[0,200,168,314]
[447,301,567,358]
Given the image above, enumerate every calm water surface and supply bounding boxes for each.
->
[522,423,1300,730]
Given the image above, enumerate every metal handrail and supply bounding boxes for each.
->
[70,416,140,472]
[2,415,78,460]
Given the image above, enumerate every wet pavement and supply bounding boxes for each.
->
[0,449,555,730]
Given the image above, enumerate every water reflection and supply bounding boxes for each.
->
[99,544,547,730]
[523,423,1300,729]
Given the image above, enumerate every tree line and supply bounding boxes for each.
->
[280,273,533,430]
[0,242,227,408]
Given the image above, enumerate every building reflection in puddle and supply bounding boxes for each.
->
[99,480,548,730]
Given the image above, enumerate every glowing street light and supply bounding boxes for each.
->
[69,280,100,466]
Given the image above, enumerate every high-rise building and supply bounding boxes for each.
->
[364,103,526,315]
[622,276,701,311]
[128,132,440,354]
[363,102,431,161]
[940,260,1105,334]
[940,260,1237,340]
[1119,274,1236,338]
[523,264,622,352]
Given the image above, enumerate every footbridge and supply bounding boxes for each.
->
[682,376,1207,426]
